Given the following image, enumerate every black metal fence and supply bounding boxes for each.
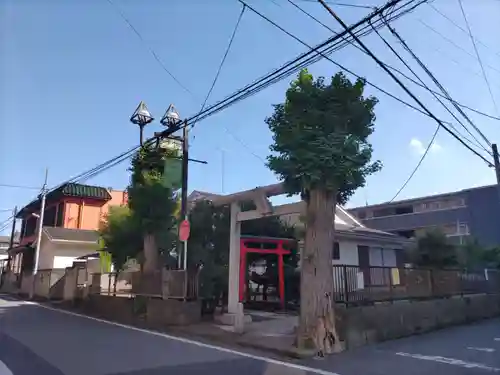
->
[332,265,500,306]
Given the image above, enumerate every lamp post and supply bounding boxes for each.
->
[130,101,154,146]
[161,104,189,270]
[129,102,197,271]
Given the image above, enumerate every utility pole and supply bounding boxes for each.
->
[492,144,500,185]
[33,169,48,277]
[6,206,18,271]
[180,121,189,271]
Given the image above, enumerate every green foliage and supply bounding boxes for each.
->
[98,205,142,271]
[458,238,500,270]
[127,145,179,235]
[187,200,297,299]
[266,69,382,204]
[481,247,500,269]
[409,229,458,268]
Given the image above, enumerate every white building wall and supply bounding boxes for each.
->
[38,241,96,270]
[334,240,359,266]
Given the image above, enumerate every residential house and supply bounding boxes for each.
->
[8,183,127,274]
[348,184,500,247]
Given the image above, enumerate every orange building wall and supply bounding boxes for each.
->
[63,190,128,231]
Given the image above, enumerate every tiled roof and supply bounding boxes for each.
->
[43,227,99,243]
[17,183,112,218]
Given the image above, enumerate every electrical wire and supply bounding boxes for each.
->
[0,183,40,190]
[288,0,500,122]
[191,4,246,132]
[0,216,14,232]
[241,0,493,167]
[418,18,500,77]
[457,0,500,115]
[314,0,493,167]
[22,0,423,200]
[389,125,440,202]
[297,0,376,9]
[428,3,500,59]
[287,0,496,151]
[374,16,492,153]
[104,0,195,98]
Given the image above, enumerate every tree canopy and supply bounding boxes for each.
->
[409,229,458,268]
[98,205,142,272]
[266,69,382,204]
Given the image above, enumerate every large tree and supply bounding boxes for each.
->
[127,144,179,273]
[266,70,381,353]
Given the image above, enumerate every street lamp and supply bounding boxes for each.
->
[160,104,181,128]
[130,101,154,146]
[161,104,189,270]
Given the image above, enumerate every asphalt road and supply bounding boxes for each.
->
[0,295,499,375]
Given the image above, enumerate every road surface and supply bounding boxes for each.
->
[1,295,499,375]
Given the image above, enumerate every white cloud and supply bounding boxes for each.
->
[409,138,441,156]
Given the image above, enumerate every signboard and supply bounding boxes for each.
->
[179,220,190,242]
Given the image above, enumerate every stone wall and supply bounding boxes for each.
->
[339,294,500,349]
[81,295,201,327]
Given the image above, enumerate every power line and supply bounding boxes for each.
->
[315,0,493,167]
[191,4,246,131]
[20,0,423,200]
[418,18,500,77]
[457,0,500,115]
[104,0,195,98]
[375,16,492,152]
[290,0,500,124]
[389,125,440,202]
[428,3,500,59]
[241,0,494,167]
[0,183,40,190]
[287,0,494,152]
[297,0,376,9]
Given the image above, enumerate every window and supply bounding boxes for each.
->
[333,242,340,260]
[356,211,366,219]
[394,205,413,215]
[43,205,56,226]
[56,202,64,227]
[373,208,394,218]
[25,216,37,237]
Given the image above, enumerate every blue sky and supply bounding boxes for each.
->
[1,0,499,233]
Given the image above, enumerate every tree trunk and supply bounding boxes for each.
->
[298,188,341,356]
[142,233,158,274]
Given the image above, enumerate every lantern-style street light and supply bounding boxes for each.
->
[160,104,181,128]
[130,101,154,146]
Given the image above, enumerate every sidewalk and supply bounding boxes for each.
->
[169,311,316,358]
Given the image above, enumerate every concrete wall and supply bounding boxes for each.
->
[339,294,500,349]
[82,295,201,326]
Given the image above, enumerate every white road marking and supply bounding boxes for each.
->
[26,301,341,375]
[467,347,496,353]
[396,352,500,372]
[0,360,13,375]
[495,338,500,342]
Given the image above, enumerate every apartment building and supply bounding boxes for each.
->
[349,184,500,247]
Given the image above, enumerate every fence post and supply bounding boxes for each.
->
[388,267,393,303]
[429,269,435,297]
[342,265,349,305]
